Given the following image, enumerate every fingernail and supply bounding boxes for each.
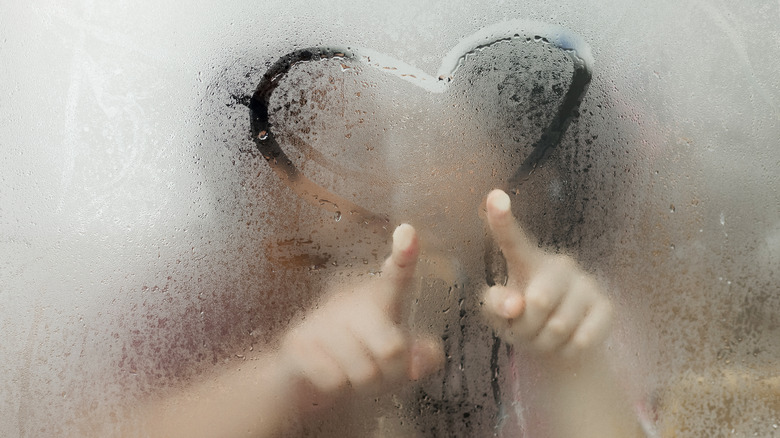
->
[393,223,414,253]
[490,190,511,214]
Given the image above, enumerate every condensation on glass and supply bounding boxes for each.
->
[1,0,778,437]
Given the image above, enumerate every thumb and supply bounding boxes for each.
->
[407,335,445,381]
[377,223,420,321]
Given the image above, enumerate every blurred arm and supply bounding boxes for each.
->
[134,224,443,438]
[482,189,644,438]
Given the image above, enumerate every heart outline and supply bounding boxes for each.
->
[249,20,593,236]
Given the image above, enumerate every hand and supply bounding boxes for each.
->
[482,189,613,360]
[276,224,444,412]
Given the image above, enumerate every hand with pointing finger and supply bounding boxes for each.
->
[139,224,444,438]
[482,189,613,360]
[138,197,637,438]
[276,224,445,413]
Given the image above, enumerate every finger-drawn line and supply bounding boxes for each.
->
[250,19,593,234]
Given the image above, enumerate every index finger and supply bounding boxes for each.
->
[485,189,542,277]
[376,223,420,321]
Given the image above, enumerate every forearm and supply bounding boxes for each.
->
[142,354,300,438]
[538,348,644,438]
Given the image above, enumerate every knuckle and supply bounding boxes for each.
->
[572,275,596,298]
[352,362,381,386]
[596,307,614,334]
[548,254,575,272]
[580,274,600,291]
[325,373,349,393]
[376,330,407,361]
[590,301,614,332]
[283,329,311,356]
[571,332,592,352]
[525,291,553,313]
[546,317,572,338]
[309,362,347,393]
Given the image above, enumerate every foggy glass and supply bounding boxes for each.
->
[1,1,778,437]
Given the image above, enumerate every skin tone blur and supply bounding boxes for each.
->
[120,189,643,438]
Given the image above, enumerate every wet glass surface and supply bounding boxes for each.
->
[1,1,778,436]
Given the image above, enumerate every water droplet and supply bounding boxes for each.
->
[257,130,268,141]
[669,204,676,213]
[720,212,725,225]
[334,211,342,222]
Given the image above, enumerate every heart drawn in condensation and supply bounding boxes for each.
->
[249,20,594,236]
